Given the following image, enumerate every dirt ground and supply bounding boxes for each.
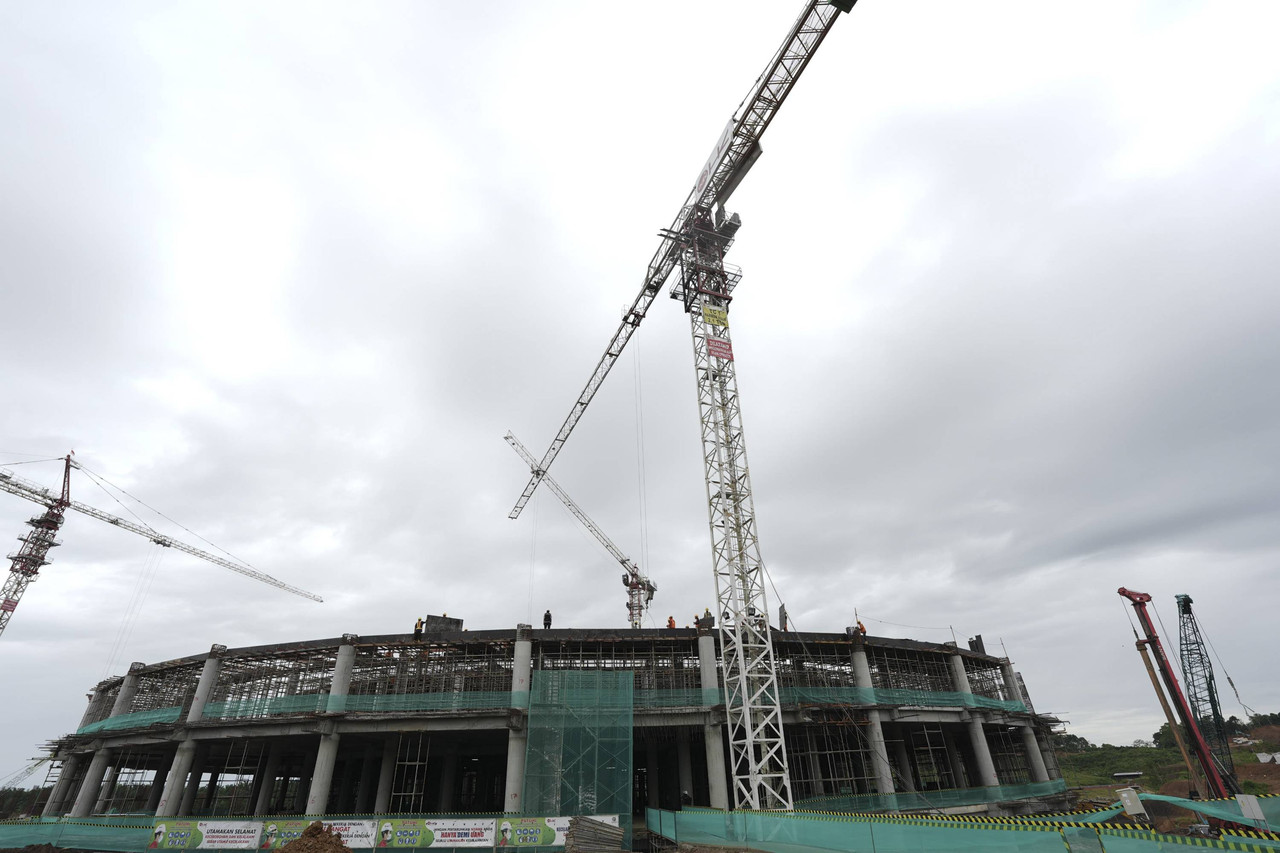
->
[277,821,353,853]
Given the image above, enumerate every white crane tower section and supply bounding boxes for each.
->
[508,0,856,810]
[505,432,656,629]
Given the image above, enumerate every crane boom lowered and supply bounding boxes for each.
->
[504,432,655,629]
[0,459,323,632]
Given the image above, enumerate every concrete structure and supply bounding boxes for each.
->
[40,624,1065,818]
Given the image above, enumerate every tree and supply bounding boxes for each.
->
[1152,722,1182,749]
[1052,732,1094,752]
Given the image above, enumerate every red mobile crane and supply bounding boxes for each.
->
[1117,587,1237,799]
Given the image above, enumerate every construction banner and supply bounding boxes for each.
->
[368,818,494,848]
[497,816,618,848]
[149,820,261,849]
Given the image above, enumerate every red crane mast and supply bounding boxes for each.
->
[1118,587,1231,799]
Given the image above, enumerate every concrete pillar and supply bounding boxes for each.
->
[188,645,228,724]
[892,737,916,792]
[851,638,895,798]
[254,744,282,816]
[78,690,104,731]
[677,731,694,804]
[93,766,120,814]
[951,652,998,788]
[1000,662,1022,705]
[179,746,207,816]
[356,745,380,814]
[1034,729,1061,780]
[805,752,825,797]
[327,636,358,710]
[697,633,729,810]
[645,743,660,808]
[145,751,175,814]
[437,751,458,812]
[156,741,198,817]
[42,753,82,817]
[111,663,146,717]
[503,624,533,814]
[375,737,397,814]
[1021,726,1050,783]
[69,748,112,817]
[306,734,340,815]
[200,769,220,812]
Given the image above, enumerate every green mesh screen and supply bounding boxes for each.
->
[201,695,328,719]
[331,692,516,713]
[76,707,183,734]
[782,686,1027,713]
[0,819,151,851]
[522,670,632,839]
[796,779,1068,813]
[1132,792,1280,832]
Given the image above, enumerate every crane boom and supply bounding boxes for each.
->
[509,0,858,810]
[1118,587,1233,798]
[504,432,655,629]
[0,457,322,639]
[509,0,850,520]
[1176,594,1238,785]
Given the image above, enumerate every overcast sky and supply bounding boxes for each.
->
[2,0,1278,784]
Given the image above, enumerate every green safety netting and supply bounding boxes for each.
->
[796,779,1068,813]
[633,688,721,708]
[201,695,328,719]
[330,692,517,713]
[522,670,633,847]
[781,686,1027,713]
[77,707,183,734]
[1134,792,1280,832]
[0,819,151,851]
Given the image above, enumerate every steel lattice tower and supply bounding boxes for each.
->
[1175,594,1236,779]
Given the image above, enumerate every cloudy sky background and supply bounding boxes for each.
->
[2,0,1278,782]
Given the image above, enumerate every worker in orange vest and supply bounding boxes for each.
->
[667,615,676,629]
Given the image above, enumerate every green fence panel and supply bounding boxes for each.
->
[781,686,1027,714]
[332,692,516,713]
[1136,793,1280,832]
[796,779,1067,813]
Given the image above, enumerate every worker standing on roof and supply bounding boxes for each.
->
[413,617,423,641]
[779,604,788,632]
[667,616,676,629]
[544,610,552,629]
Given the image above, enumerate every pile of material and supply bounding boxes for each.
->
[277,821,352,853]
[565,817,624,853]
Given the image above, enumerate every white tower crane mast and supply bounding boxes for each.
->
[505,432,656,629]
[508,0,857,810]
[0,455,322,639]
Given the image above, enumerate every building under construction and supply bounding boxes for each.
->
[38,621,1067,822]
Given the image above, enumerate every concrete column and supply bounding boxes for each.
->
[156,741,198,817]
[1034,729,1061,780]
[805,752,825,797]
[306,733,340,815]
[93,766,120,814]
[188,645,228,724]
[677,731,694,804]
[892,737,916,792]
[645,743,660,807]
[1000,662,1022,705]
[375,737,397,814]
[78,690,105,730]
[697,633,729,810]
[1021,726,1050,783]
[851,638,895,797]
[951,652,998,788]
[200,769,220,812]
[69,748,112,817]
[437,751,458,812]
[503,625,533,814]
[42,753,82,817]
[111,663,147,717]
[356,745,379,814]
[328,636,358,710]
[179,747,207,816]
[254,744,282,816]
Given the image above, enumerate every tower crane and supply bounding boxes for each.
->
[1176,594,1238,784]
[1118,588,1239,799]
[508,0,859,810]
[0,455,322,639]
[504,432,656,629]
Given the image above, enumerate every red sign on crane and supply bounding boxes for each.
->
[707,338,734,361]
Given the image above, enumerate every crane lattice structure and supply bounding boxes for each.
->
[504,432,656,629]
[1176,594,1237,782]
[508,0,858,810]
[0,455,322,639]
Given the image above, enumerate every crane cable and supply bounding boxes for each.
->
[101,544,166,680]
[632,335,651,578]
[1192,607,1256,718]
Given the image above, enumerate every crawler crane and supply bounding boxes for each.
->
[0,455,322,640]
[509,0,860,810]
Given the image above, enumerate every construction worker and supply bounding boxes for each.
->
[779,603,788,632]
[667,615,676,629]
[703,607,714,628]
[544,609,552,629]
[857,619,866,636]
[413,617,423,641]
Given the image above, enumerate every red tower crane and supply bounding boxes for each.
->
[0,455,322,640]
[1118,587,1235,799]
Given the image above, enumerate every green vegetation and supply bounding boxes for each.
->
[1057,744,1191,790]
